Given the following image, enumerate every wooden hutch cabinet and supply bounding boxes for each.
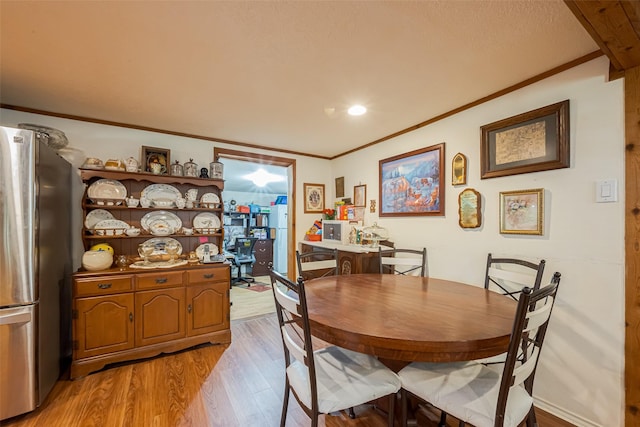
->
[71,169,231,379]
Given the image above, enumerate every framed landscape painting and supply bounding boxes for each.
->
[379,143,445,217]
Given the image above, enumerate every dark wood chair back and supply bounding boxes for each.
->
[484,253,545,300]
[378,247,428,277]
[296,248,339,281]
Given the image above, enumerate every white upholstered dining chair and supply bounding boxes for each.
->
[399,272,561,427]
[269,269,401,427]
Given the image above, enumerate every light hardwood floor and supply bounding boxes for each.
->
[2,312,574,427]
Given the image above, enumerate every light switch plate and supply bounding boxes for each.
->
[596,179,618,203]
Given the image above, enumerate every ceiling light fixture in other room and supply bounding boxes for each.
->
[244,168,286,187]
[347,105,367,116]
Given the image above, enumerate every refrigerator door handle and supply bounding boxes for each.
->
[0,310,32,326]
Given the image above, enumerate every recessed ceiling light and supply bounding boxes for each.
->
[348,105,367,116]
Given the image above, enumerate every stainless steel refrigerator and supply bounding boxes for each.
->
[268,204,288,274]
[0,126,72,420]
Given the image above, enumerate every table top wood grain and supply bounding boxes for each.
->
[304,274,517,363]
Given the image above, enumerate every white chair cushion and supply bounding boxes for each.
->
[399,361,532,427]
[287,346,401,414]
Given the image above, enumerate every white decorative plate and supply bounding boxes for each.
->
[193,212,221,232]
[85,209,114,229]
[130,259,188,269]
[93,219,130,236]
[140,184,181,204]
[87,179,127,200]
[142,237,183,256]
[200,193,220,204]
[195,243,219,258]
[141,210,182,232]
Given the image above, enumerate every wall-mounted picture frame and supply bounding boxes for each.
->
[303,183,325,213]
[354,184,367,207]
[481,100,569,179]
[452,152,467,185]
[499,188,544,235]
[458,188,481,229]
[141,146,171,175]
[379,143,445,217]
[335,177,345,198]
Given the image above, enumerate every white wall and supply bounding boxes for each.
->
[0,56,624,425]
[330,56,624,426]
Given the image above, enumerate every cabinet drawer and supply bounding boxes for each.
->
[74,275,133,297]
[187,267,229,285]
[136,271,185,290]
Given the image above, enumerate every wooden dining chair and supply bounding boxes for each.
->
[378,247,428,277]
[269,269,401,427]
[399,272,561,427]
[484,253,545,300]
[296,248,339,281]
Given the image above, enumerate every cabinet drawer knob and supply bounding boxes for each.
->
[129,312,133,322]
[97,283,112,289]
[155,278,168,284]
[203,274,214,279]
[187,304,192,313]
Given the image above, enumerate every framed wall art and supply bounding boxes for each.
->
[481,100,569,179]
[458,188,481,229]
[499,188,544,235]
[335,177,345,198]
[303,183,325,213]
[379,143,445,217]
[354,184,366,207]
[141,146,170,175]
[452,152,467,185]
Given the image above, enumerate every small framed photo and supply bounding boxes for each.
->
[303,183,325,213]
[354,184,367,207]
[452,153,467,185]
[481,100,569,179]
[335,177,345,198]
[141,146,170,175]
[499,188,544,235]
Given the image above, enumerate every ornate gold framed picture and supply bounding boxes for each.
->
[499,188,544,235]
[452,153,467,185]
[303,183,325,213]
[458,188,481,228]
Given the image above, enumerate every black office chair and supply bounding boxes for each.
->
[232,238,256,286]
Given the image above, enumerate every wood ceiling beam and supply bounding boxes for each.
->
[564,0,640,71]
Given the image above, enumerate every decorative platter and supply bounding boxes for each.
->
[195,243,219,258]
[130,259,188,269]
[84,209,114,229]
[93,219,130,236]
[142,237,183,256]
[140,184,181,204]
[141,210,182,233]
[193,212,221,232]
[87,179,127,201]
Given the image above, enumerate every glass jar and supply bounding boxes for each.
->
[210,160,224,180]
[170,160,184,176]
[361,222,390,248]
[184,158,198,177]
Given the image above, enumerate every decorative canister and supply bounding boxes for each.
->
[209,160,224,180]
[184,158,198,177]
[170,160,184,176]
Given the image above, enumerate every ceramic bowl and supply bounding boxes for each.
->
[152,198,174,208]
[82,250,113,271]
[125,227,141,237]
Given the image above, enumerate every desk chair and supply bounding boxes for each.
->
[399,273,561,427]
[269,269,401,427]
[231,238,256,286]
[378,247,428,277]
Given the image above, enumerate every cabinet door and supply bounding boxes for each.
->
[186,283,229,336]
[75,294,134,359]
[135,288,185,347]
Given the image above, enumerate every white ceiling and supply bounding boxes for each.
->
[0,1,599,161]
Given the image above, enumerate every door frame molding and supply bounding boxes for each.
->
[214,148,296,280]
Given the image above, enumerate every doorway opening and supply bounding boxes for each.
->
[214,148,296,281]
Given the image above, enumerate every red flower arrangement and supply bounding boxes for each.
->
[322,208,335,220]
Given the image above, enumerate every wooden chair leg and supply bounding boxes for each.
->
[387,393,395,427]
[401,389,408,427]
[439,410,447,427]
[348,407,356,419]
[526,407,538,427]
[280,381,289,427]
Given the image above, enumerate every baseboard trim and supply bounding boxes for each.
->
[535,397,602,427]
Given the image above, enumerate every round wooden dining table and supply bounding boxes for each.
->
[304,274,517,364]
